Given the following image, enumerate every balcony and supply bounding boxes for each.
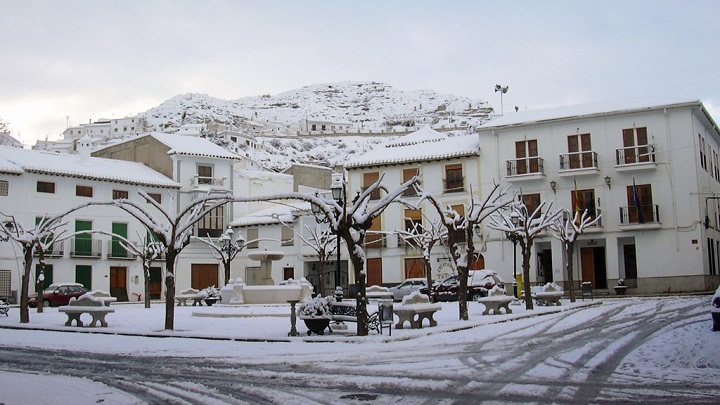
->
[615,144,656,171]
[34,240,65,258]
[506,157,545,180]
[364,233,386,249]
[70,238,102,258]
[619,205,661,228]
[559,152,599,177]
[191,176,227,190]
[443,177,465,193]
[106,240,138,260]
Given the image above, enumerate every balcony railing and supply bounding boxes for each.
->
[70,238,102,258]
[507,157,544,176]
[443,177,465,193]
[364,233,386,249]
[559,151,598,170]
[192,176,227,189]
[619,204,660,225]
[34,240,65,257]
[615,144,656,166]
[106,240,138,260]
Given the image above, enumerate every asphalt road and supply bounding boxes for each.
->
[1,297,717,404]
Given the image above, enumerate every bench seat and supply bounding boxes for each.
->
[477,295,514,315]
[59,294,115,327]
[394,293,441,329]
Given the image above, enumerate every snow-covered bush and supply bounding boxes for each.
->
[201,285,221,299]
[297,296,335,319]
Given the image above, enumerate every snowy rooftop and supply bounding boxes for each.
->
[231,201,309,227]
[344,126,479,169]
[478,98,702,129]
[0,146,180,188]
[149,132,243,160]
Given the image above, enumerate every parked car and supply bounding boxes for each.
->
[425,270,506,302]
[712,285,720,332]
[28,283,89,308]
[388,278,428,302]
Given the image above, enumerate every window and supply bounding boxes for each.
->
[404,209,422,234]
[699,134,707,170]
[196,205,224,237]
[37,181,55,194]
[311,124,317,131]
[197,165,213,185]
[76,185,93,197]
[449,204,466,243]
[366,216,383,249]
[571,189,598,220]
[403,168,419,196]
[515,140,539,174]
[625,183,654,223]
[283,267,294,281]
[363,172,381,200]
[113,189,129,200]
[146,193,162,204]
[75,265,92,289]
[621,127,650,164]
[281,226,294,246]
[444,164,464,192]
[246,228,259,249]
[0,180,7,196]
[567,134,593,169]
[404,258,425,278]
[521,193,541,216]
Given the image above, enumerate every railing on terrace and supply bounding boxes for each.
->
[70,238,102,258]
[619,205,660,225]
[559,151,598,170]
[192,176,226,188]
[507,157,544,176]
[615,144,656,165]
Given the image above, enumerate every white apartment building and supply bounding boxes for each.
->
[0,140,180,303]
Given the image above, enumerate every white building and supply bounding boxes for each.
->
[0,140,180,303]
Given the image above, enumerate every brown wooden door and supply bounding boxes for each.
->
[191,263,219,289]
[404,258,425,278]
[469,254,485,270]
[110,266,128,302]
[580,247,595,287]
[149,267,162,299]
[366,258,383,286]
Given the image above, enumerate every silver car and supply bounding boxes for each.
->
[388,278,428,302]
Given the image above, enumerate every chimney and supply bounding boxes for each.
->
[77,135,92,166]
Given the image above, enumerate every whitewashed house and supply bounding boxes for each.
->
[476,99,720,294]
[0,139,180,303]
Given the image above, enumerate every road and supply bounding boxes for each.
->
[1,296,718,404]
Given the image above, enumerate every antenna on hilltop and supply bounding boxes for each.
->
[65,116,70,129]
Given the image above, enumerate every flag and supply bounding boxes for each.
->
[633,176,644,223]
[573,176,580,223]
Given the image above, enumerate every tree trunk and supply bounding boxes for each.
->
[521,240,534,310]
[36,254,45,314]
[164,251,177,330]
[143,264,151,309]
[351,254,369,336]
[20,247,32,323]
[457,264,469,321]
[566,242,576,302]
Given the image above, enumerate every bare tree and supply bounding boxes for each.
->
[0,208,85,323]
[93,191,233,330]
[488,200,563,309]
[422,183,514,320]
[550,209,602,302]
[395,217,448,302]
[193,230,246,287]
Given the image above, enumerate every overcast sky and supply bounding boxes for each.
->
[2,0,719,146]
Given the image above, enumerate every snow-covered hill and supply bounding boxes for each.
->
[140,81,492,171]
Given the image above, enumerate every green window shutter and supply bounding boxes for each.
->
[111,222,128,258]
[75,265,92,290]
[35,264,53,292]
[74,220,92,256]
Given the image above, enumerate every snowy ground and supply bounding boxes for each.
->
[1,296,718,404]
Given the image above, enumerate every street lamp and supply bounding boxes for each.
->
[508,211,520,298]
[219,226,245,285]
[330,176,345,293]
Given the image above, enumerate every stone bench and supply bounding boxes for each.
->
[89,290,117,307]
[477,286,514,315]
[394,292,441,329]
[58,294,114,327]
[176,288,203,306]
[0,300,8,317]
[534,283,564,306]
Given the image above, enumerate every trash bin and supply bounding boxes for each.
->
[581,282,593,300]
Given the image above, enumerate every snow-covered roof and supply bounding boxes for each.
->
[478,98,702,130]
[0,146,180,188]
[344,126,479,169]
[148,132,242,160]
[230,201,309,227]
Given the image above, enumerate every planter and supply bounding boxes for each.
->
[613,286,627,295]
[301,318,331,335]
[204,298,219,306]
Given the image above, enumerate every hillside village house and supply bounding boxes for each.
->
[0,138,180,303]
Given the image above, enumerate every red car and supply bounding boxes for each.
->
[28,283,90,308]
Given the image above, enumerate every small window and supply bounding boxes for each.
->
[112,189,129,200]
[76,185,93,197]
[0,180,7,196]
[37,181,55,194]
[146,193,162,204]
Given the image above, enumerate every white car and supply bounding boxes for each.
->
[388,278,428,302]
[712,285,720,332]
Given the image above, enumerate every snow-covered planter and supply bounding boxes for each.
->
[297,295,335,319]
[201,285,221,305]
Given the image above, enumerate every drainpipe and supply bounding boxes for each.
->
[665,108,679,251]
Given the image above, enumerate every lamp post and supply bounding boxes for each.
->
[508,211,520,298]
[218,226,245,285]
[330,176,345,293]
